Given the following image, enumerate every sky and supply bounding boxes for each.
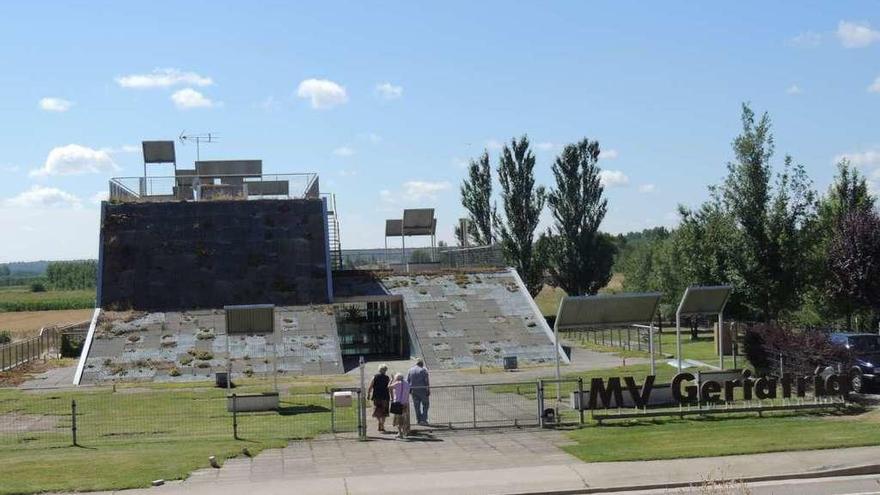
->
[1,1,879,262]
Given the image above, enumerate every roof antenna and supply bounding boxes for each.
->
[178,131,218,161]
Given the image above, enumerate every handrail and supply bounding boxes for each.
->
[0,319,91,372]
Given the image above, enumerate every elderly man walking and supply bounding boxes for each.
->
[406,358,430,425]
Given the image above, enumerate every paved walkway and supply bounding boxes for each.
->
[78,431,880,495]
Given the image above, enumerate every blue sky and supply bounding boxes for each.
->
[1,1,879,262]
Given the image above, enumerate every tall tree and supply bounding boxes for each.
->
[809,160,877,322]
[496,135,546,295]
[459,151,496,246]
[826,209,880,328]
[717,104,817,321]
[543,138,615,295]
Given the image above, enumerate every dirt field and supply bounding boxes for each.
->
[0,309,93,338]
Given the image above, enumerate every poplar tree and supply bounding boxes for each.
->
[496,135,546,295]
[544,138,615,295]
[459,151,496,245]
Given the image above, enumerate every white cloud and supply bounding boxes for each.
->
[788,31,822,47]
[452,157,469,169]
[834,149,880,167]
[837,21,880,48]
[296,78,348,109]
[598,169,629,188]
[486,139,503,151]
[100,144,140,154]
[359,132,382,143]
[402,180,451,201]
[868,76,880,93]
[786,84,803,95]
[338,169,357,177]
[599,149,619,160]
[171,88,215,109]
[1,164,21,173]
[376,82,403,100]
[115,68,213,89]
[332,146,355,157]
[638,184,656,193]
[5,186,81,208]
[31,144,118,177]
[38,97,73,112]
[91,191,109,204]
[536,142,557,151]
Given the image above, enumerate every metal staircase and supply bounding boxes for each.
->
[324,194,343,270]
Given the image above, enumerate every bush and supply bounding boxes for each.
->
[60,334,84,358]
[0,331,11,345]
[30,282,46,292]
[745,323,848,376]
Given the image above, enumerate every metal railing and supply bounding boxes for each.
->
[0,321,89,372]
[108,173,319,202]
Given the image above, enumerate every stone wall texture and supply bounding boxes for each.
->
[99,199,330,311]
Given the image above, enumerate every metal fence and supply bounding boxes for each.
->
[564,326,662,355]
[438,245,506,269]
[0,383,347,450]
[0,322,88,372]
[405,382,541,430]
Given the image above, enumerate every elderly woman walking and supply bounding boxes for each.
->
[388,372,411,438]
[367,364,390,432]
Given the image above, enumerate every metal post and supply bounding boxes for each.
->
[676,313,683,373]
[71,399,78,446]
[537,380,544,428]
[577,378,585,425]
[358,356,367,441]
[232,394,239,439]
[649,322,656,376]
[330,390,336,433]
[718,313,724,370]
[553,322,561,405]
[471,385,477,428]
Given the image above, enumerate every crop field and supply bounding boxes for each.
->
[0,287,95,312]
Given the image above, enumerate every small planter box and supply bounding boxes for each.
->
[227,392,279,412]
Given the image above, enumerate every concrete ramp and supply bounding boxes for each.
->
[382,268,562,369]
[79,305,343,384]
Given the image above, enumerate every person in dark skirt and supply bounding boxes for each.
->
[367,364,390,432]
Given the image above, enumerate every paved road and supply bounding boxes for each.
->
[608,474,880,495]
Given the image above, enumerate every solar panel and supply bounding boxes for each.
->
[676,285,732,316]
[142,141,176,164]
[196,160,262,177]
[555,292,662,330]
[225,304,275,334]
[402,209,435,235]
[385,219,403,237]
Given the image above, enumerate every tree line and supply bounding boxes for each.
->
[460,103,880,330]
[617,104,879,329]
[44,260,98,290]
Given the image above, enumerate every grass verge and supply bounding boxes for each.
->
[0,381,354,494]
[563,409,880,462]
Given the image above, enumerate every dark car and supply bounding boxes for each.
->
[829,332,880,392]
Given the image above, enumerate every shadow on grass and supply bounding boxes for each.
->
[585,404,867,430]
[276,405,330,415]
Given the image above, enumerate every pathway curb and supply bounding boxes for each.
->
[510,462,880,494]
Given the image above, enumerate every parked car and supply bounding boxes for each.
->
[829,332,880,393]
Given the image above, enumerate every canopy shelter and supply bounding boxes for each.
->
[674,285,733,372]
[554,292,663,401]
[383,208,437,271]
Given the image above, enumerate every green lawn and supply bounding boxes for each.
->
[570,331,724,363]
[564,410,880,462]
[0,380,354,494]
[0,287,95,311]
